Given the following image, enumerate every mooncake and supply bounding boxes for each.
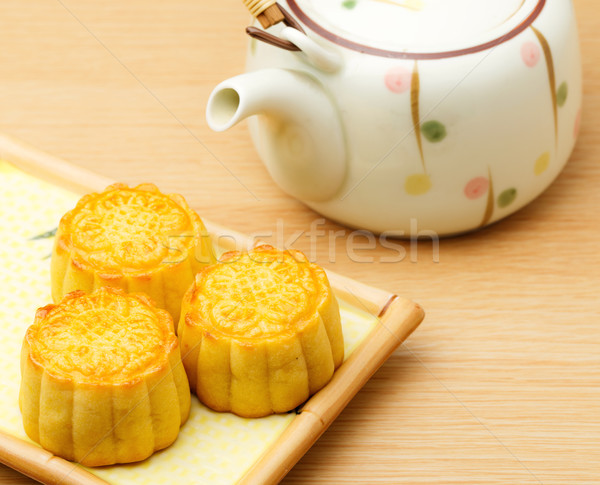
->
[178,245,344,418]
[51,183,214,323]
[19,287,190,466]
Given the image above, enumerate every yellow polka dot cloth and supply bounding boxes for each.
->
[0,160,378,484]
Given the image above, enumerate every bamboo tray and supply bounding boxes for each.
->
[0,134,425,485]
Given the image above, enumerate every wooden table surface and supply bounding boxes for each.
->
[0,1,598,484]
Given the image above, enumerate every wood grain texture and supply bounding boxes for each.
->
[0,0,598,483]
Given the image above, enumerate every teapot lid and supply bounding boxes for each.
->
[285,0,544,58]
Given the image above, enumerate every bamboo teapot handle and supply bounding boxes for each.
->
[243,2,341,72]
[244,1,305,52]
[243,0,286,28]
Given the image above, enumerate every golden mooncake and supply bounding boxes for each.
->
[51,183,215,323]
[178,244,344,418]
[19,287,191,466]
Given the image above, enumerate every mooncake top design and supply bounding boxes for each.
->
[57,183,203,275]
[26,287,177,384]
[186,245,331,339]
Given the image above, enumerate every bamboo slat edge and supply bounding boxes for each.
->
[239,297,425,484]
[303,297,424,423]
[0,134,114,194]
[0,432,107,485]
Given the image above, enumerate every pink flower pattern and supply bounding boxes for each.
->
[384,65,411,93]
[464,177,489,200]
[521,41,541,67]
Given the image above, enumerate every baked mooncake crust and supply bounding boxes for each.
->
[19,287,190,466]
[178,245,344,418]
[51,183,214,323]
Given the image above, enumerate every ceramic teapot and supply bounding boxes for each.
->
[206,0,581,236]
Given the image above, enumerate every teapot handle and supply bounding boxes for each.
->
[279,27,342,72]
[245,2,306,52]
[246,3,342,73]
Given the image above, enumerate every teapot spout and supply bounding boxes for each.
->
[206,69,347,202]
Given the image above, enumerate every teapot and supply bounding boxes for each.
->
[206,0,581,236]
